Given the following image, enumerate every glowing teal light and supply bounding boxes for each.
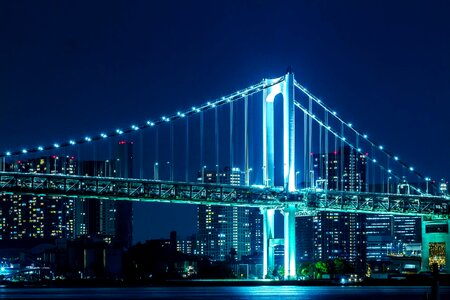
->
[425,177,431,181]
[132,125,139,130]
[373,159,377,163]
[332,111,337,115]
[348,123,352,127]
[22,149,27,154]
[379,145,384,150]
[388,169,392,173]
[100,133,107,138]
[116,129,123,134]
[69,140,76,145]
[54,143,60,148]
[394,156,399,161]
[409,167,414,171]
[357,148,361,152]
[85,137,91,142]
[38,146,44,151]
[6,152,11,156]
[363,134,368,139]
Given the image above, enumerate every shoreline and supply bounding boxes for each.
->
[1,275,449,288]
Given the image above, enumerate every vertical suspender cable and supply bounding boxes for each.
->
[170,122,174,181]
[230,102,234,170]
[155,127,159,180]
[200,111,204,176]
[334,134,338,190]
[308,97,313,188]
[140,131,143,179]
[185,117,189,182]
[244,96,249,186]
[303,111,307,188]
[215,107,219,183]
[324,111,329,191]
[319,123,322,185]
[356,133,360,192]
[340,122,344,191]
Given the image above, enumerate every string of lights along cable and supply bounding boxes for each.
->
[0,72,448,205]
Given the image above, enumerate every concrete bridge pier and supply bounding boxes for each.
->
[262,207,275,278]
[283,204,296,279]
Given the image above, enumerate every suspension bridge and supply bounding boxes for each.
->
[1,71,449,279]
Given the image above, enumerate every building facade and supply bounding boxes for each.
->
[196,167,263,260]
[0,156,76,241]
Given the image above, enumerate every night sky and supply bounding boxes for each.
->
[1,1,449,243]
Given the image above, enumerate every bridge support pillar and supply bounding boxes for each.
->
[261,207,275,278]
[283,204,296,279]
[421,217,450,272]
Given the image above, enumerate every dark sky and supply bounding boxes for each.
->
[1,1,449,242]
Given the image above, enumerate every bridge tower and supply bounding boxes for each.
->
[262,71,296,279]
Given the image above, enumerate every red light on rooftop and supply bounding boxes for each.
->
[70,156,75,160]
[365,152,369,156]
[310,152,314,156]
[118,141,126,145]
[52,155,57,159]
[333,151,337,155]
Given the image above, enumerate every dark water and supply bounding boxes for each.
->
[0,286,449,299]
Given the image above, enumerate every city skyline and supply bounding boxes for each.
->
[0,1,449,244]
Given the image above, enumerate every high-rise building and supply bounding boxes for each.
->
[196,167,263,260]
[0,156,77,241]
[296,146,367,269]
[296,146,421,269]
[75,141,133,248]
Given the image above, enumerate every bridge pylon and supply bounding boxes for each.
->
[262,71,295,191]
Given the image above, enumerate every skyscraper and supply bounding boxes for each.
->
[197,167,263,260]
[296,146,366,269]
[75,141,133,248]
[0,156,77,241]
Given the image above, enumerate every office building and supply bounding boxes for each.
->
[0,156,77,241]
[197,167,263,260]
[76,141,134,248]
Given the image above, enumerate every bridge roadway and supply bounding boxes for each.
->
[0,171,448,218]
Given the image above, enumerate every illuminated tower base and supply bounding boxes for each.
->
[262,208,275,278]
[283,204,296,279]
[421,217,450,272]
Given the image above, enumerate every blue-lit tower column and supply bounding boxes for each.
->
[262,72,295,191]
[262,71,296,279]
[261,207,275,278]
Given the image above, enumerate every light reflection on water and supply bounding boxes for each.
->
[0,286,449,299]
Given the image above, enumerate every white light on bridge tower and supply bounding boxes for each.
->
[262,72,295,192]
[262,71,296,280]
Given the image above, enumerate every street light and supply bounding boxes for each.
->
[216,164,219,184]
[202,165,207,184]
[425,177,431,194]
[153,162,159,180]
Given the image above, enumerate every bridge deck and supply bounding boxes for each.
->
[0,172,448,217]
